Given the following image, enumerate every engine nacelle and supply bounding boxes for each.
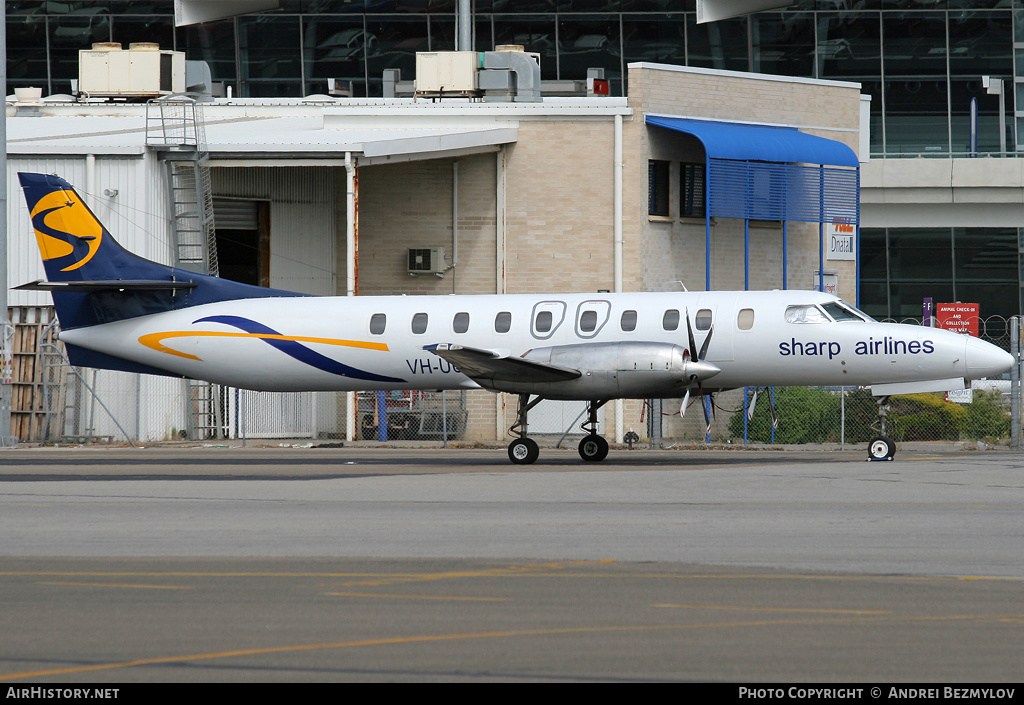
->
[490,341,719,400]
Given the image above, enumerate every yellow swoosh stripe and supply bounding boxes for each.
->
[138,331,389,361]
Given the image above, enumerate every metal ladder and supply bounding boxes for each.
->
[146,95,224,439]
[145,94,219,276]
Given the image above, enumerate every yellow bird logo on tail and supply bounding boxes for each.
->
[29,189,104,271]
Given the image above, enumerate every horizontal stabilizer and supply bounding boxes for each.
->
[15,279,198,292]
[425,343,581,388]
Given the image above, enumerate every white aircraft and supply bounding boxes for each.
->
[16,172,1015,463]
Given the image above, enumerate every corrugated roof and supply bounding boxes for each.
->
[6,113,518,158]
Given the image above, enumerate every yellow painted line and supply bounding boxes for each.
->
[0,614,1014,682]
[324,591,508,602]
[0,562,611,581]
[39,581,193,590]
[0,566,1019,584]
[323,562,614,588]
[138,331,389,361]
[651,603,889,615]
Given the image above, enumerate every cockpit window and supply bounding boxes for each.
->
[822,302,866,322]
[785,305,830,324]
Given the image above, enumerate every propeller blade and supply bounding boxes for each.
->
[698,323,714,361]
[685,307,697,361]
[747,389,758,421]
[680,387,690,417]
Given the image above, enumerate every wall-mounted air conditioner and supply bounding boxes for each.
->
[408,247,446,275]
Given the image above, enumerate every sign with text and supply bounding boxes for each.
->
[811,271,839,296]
[945,388,974,404]
[826,221,856,261]
[937,303,980,337]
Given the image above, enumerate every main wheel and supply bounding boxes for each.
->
[868,436,896,461]
[508,437,540,465]
[578,434,609,462]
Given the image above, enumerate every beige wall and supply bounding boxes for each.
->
[503,120,617,295]
[340,66,864,441]
[624,64,862,305]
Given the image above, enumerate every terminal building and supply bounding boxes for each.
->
[4,0,1017,443]
[8,0,1022,323]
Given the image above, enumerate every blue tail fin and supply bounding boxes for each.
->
[17,172,302,330]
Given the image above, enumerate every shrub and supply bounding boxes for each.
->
[964,389,1010,441]
[730,387,1007,444]
[729,387,841,444]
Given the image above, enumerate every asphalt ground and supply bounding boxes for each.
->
[0,445,1021,683]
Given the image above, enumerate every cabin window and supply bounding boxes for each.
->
[663,309,680,331]
[620,310,637,332]
[737,308,754,330]
[785,305,830,324]
[495,311,512,333]
[453,311,469,333]
[579,310,598,333]
[411,312,428,334]
[369,313,387,335]
[535,310,553,333]
[695,309,712,331]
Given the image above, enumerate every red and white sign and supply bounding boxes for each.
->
[936,303,980,337]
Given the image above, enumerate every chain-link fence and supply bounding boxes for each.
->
[8,308,1021,448]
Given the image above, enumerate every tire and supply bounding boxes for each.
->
[868,436,896,461]
[508,437,540,465]
[578,434,609,462]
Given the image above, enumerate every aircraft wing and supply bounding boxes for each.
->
[425,343,581,386]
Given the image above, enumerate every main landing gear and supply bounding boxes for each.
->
[508,394,545,465]
[578,400,609,462]
[867,395,897,461]
[507,394,611,464]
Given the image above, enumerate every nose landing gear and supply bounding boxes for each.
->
[868,395,896,461]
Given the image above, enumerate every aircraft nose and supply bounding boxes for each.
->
[965,336,1015,379]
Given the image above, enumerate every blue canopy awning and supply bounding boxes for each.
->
[645,115,859,168]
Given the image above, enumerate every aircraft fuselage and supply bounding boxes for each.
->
[59,289,1008,396]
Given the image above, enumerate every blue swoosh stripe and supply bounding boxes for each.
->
[195,315,406,384]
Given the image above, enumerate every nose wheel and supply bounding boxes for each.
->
[868,436,896,461]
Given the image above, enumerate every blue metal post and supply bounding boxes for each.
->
[782,221,788,289]
[744,219,750,290]
[376,391,387,442]
[705,157,712,291]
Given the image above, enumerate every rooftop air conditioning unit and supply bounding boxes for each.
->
[408,247,446,275]
[78,42,185,98]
